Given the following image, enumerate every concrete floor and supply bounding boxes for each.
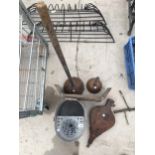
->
[19,0,135,155]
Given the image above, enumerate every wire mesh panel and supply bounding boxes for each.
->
[19,8,48,118]
[26,3,115,43]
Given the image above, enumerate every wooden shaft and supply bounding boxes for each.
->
[35,2,74,87]
[64,94,102,102]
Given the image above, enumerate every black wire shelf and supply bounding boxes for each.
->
[26,3,115,43]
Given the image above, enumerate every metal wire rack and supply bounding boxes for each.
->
[19,1,115,117]
[19,1,49,118]
[25,3,115,43]
[128,0,135,35]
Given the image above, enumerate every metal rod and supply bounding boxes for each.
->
[119,90,130,110]
[35,2,75,88]
[39,45,47,111]
[42,36,112,39]
[124,111,129,125]
[47,40,114,43]
[31,15,101,19]
[30,19,103,23]
[23,24,36,110]
[31,11,100,16]
[114,107,135,114]
[34,39,40,104]
[19,15,23,64]
[22,27,30,34]
[48,10,97,13]
[41,30,110,34]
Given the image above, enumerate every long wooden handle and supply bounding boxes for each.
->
[35,2,74,87]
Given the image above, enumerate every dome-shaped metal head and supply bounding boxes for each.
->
[86,77,102,94]
[63,77,84,94]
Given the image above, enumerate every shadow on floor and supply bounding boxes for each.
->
[44,136,79,155]
[43,86,62,113]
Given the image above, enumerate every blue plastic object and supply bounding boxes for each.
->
[124,36,135,90]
